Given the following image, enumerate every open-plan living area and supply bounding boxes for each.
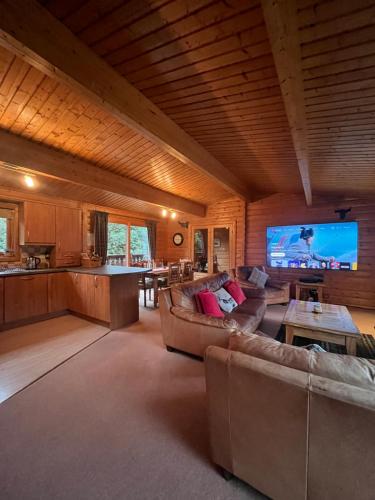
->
[0,1,374,499]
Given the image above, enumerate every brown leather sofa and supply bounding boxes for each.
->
[234,265,290,305]
[205,333,375,500]
[159,272,266,357]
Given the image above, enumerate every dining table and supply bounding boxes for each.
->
[144,267,169,308]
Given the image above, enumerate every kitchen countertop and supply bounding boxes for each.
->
[0,265,151,277]
[67,265,151,276]
[0,268,65,277]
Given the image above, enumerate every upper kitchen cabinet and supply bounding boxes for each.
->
[20,201,56,244]
[54,206,82,267]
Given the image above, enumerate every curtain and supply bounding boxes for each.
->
[93,211,108,265]
[145,220,157,261]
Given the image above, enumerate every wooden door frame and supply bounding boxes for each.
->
[190,222,236,273]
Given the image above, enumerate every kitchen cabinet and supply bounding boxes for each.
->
[68,273,110,322]
[4,274,48,323]
[0,278,3,324]
[67,272,89,316]
[0,268,141,331]
[48,273,68,313]
[92,275,110,322]
[54,206,82,267]
[21,201,55,244]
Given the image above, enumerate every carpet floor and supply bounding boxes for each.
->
[0,315,110,403]
[0,308,266,500]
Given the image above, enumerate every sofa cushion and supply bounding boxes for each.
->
[213,287,237,313]
[234,298,266,319]
[229,332,311,372]
[225,308,264,334]
[171,306,237,330]
[310,352,375,391]
[197,290,224,318]
[223,279,246,305]
[248,267,269,288]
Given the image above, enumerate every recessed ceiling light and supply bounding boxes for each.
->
[161,208,168,217]
[171,212,177,219]
[24,175,35,188]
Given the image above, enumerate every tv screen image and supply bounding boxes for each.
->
[266,222,358,271]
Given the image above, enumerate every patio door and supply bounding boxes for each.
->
[191,223,235,274]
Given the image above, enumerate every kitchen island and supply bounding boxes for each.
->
[0,266,150,331]
[67,266,151,329]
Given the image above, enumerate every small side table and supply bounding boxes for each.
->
[295,281,326,303]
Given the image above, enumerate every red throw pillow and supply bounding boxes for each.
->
[197,290,224,318]
[223,280,246,305]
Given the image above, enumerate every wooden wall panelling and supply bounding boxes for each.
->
[166,197,246,270]
[0,184,166,265]
[246,193,375,309]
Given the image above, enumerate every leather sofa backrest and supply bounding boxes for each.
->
[229,333,375,391]
[171,272,230,310]
[236,265,266,281]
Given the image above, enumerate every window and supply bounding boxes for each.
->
[0,217,7,253]
[107,218,150,265]
[130,225,150,264]
[107,222,128,262]
[0,202,18,262]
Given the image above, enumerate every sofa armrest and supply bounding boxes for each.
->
[237,278,257,289]
[267,279,290,291]
[171,306,238,330]
[228,268,236,280]
[242,287,266,299]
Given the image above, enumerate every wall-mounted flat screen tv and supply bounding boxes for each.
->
[266,222,358,270]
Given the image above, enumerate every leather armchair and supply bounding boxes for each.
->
[205,334,375,500]
[234,265,290,305]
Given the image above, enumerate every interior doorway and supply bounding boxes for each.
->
[191,223,235,274]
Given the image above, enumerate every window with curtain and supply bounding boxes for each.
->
[107,218,151,265]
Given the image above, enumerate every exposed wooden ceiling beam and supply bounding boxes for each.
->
[0,130,206,217]
[261,0,312,206]
[0,0,250,200]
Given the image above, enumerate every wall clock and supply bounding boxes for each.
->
[173,233,184,246]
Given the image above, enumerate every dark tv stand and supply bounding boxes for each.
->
[295,281,326,302]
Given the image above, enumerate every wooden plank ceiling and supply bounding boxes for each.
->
[298,0,375,196]
[0,44,230,209]
[0,0,374,206]
[37,0,304,196]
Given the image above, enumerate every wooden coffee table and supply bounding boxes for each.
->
[283,300,360,355]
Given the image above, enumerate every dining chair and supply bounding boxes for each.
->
[167,262,182,286]
[181,261,193,282]
[138,274,153,307]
